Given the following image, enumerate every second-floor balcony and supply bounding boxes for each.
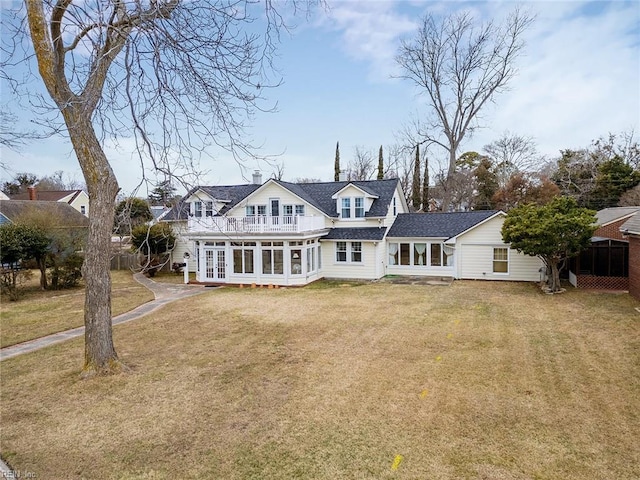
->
[188,215,327,234]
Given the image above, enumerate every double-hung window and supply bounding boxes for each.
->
[493,247,509,273]
[336,242,347,262]
[245,205,256,217]
[351,242,362,262]
[336,242,362,263]
[257,205,267,216]
[295,205,305,216]
[283,205,294,216]
[354,197,364,218]
[205,201,214,217]
[341,198,351,218]
[194,201,202,217]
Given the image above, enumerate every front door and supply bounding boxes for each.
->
[205,248,226,282]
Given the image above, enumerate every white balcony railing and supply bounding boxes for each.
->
[187,215,326,234]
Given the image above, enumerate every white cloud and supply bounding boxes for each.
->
[320,1,417,81]
[469,1,640,157]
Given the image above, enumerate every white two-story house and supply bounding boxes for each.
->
[163,174,543,286]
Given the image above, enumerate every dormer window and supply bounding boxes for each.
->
[355,197,364,218]
[341,198,351,218]
[194,201,202,217]
[205,201,214,217]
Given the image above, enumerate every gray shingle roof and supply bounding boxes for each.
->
[0,200,89,226]
[163,178,400,221]
[596,207,640,226]
[163,184,261,221]
[322,227,387,241]
[387,211,499,239]
[286,178,399,218]
[620,213,640,235]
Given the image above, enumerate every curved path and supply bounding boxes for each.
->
[0,274,209,362]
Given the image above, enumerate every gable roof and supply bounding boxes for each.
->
[387,211,500,239]
[0,200,89,226]
[281,178,399,218]
[596,207,640,226]
[620,212,640,235]
[164,178,401,221]
[9,189,85,203]
[322,227,387,241]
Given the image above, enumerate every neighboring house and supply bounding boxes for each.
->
[9,186,90,216]
[0,191,9,200]
[568,207,639,291]
[620,214,640,300]
[0,200,89,227]
[163,174,543,286]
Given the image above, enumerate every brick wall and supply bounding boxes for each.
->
[576,275,629,290]
[595,218,630,241]
[629,236,640,300]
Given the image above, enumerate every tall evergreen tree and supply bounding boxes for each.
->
[422,154,429,211]
[334,142,341,181]
[377,145,384,180]
[412,144,421,210]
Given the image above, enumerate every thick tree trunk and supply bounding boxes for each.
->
[548,259,562,293]
[62,107,122,375]
[440,149,458,212]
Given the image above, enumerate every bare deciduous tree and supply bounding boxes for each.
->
[347,146,376,181]
[396,8,533,210]
[5,0,316,376]
[483,131,542,187]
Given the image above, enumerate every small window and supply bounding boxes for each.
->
[257,205,267,216]
[393,197,397,216]
[355,197,364,218]
[80,205,86,215]
[336,242,347,262]
[194,201,202,217]
[245,205,256,217]
[493,247,509,273]
[205,201,214,217]
[295,205,305,215]
[351,242,362,263]
[283,205,293,216]
[341,198,351,218]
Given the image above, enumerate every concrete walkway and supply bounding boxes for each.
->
[0,274,209,362]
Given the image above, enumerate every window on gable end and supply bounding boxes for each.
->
[194,201,202,217]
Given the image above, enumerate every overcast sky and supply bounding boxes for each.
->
[1,0,639,196]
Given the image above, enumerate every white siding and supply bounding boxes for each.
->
[455,215,544,281]
[320,240,380,280]
[169,221,197,272]
[228,182,326,220]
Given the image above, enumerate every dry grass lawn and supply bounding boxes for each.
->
[0,271,154,347]
[1,281,638,479]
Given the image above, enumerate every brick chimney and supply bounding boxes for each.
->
[28,186,37,200]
